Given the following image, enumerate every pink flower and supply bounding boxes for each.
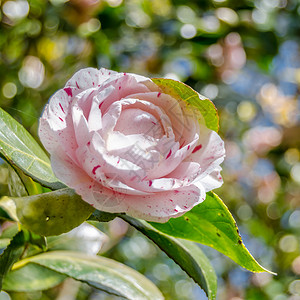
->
[39,68,225,222]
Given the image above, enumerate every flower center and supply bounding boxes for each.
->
[114,108,164,139]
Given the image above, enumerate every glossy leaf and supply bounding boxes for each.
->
[2,264,66,292]
[14,251,164,300]
[152,78,219,132]
[0,107,64,190]
[11,188,95,236]
[121,215,217,300]
[0,197,18,221]
[150,192,273,274]
[0,230,27,289]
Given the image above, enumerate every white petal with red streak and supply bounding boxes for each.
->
[195,165,223,192]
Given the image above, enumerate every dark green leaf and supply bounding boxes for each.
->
[12,188,95,236]
[14,251,164,300]
[0,207,14,221]
[89,210,117,222]
[0,107,64,190]
[152,78,219,132]
[2,263,66,292]
[28,233,47,252]
[150,192,274,274]
[0,231,27,290]
[121,216,217,300]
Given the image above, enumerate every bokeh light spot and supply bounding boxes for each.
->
[289,211,300,229]
[289,280,300,295]
[291,163,300,184]
[216,7,239,25]
[3,0,29,21]
[284,148,300,165]
[2,82,17,99]
[201,84,219,100]
[180,24,197,39]
[279,235,298,253]
[18,56,45,89]
[237,101,257,122]
[106,0,123,7]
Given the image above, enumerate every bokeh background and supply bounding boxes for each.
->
[0,0,300,299]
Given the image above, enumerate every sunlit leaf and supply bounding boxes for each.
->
[150,192,274,274]
[121,216,217,300]
[0,107,64,190]
[2,264,66,292]
[0,197,18,221]
[11,188,95,236]
[13,251,164,300]
[152,78,219,132]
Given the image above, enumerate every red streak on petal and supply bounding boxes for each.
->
[92,165,101,175]
[174,209,178,212]
[108,72,111,75]
[64,87,73,97]
[92,82,95,85]
[166,149,172,159]
[174,190,179,194]
[87,141,90,146]
[119,86,121,90]
[149,180,152,187]
[89,185,92,189]
[157,92,161,98]
[169,199,173,202]
[187,145,190,150]
[124,72,127,75]
[184,205,188,209]
[59,117,63,122]
[59,103,65,114]
[180,140,186,148]
[117,158,120,164]
[192,144,202,153]
[99,101,104,109]
[151,121,156,125]
[76,81,80,89]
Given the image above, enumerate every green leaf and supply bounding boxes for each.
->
[2,264,66,292]
[0,230,28,290]
[150,192,274,274]
[7,164,44,197]
[89,210,117,222]
[0,107,64,190]
[0,240,11,251]
[7,165,28,197]
[11,188,95,236]
[0,197,18,221]
[152,78,219,132]
[13,251,164,300]
[121,216,217,300]
[28,233,47,252]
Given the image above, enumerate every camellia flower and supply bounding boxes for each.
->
[39,68,225,222]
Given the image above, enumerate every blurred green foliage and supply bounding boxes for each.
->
[0,0,300,299]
